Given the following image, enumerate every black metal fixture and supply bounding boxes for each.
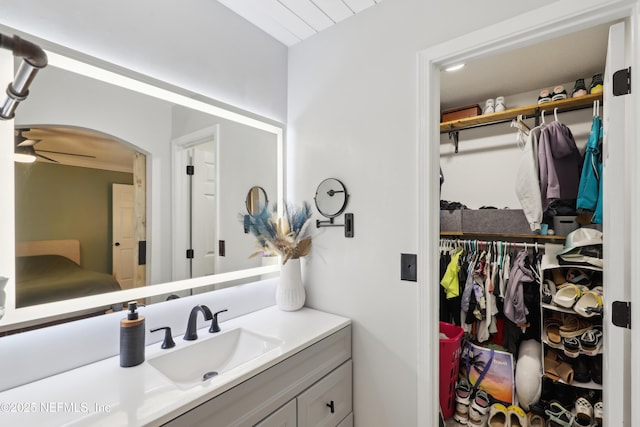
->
[0,33,48,120]
[314,178,354,238]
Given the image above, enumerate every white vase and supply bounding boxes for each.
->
[276,258,305,311]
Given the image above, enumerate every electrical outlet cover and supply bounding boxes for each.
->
[401,253,417,281]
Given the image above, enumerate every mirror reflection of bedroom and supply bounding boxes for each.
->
[14,126,144,308]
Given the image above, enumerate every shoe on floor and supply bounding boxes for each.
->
[545,401,575,427]
[527,411,545,427]
[468,389,491,426]
[487,403,508,427]
[454,377,472,424]
[507,405,527,427]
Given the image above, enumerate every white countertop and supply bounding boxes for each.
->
[0,306,350,426]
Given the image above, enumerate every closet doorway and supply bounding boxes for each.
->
[417,3,638,426]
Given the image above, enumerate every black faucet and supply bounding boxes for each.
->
[183,305,213,341]
[209,309,228,333]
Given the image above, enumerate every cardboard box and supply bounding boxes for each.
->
[441,104,482,122]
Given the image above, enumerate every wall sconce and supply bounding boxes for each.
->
[314,178,354,238]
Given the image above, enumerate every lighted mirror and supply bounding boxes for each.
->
[0,34,283,330]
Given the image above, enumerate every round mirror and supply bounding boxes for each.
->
[245,186,268,215]
[314,178,348,218]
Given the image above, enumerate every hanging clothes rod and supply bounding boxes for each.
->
[440,237,545,252]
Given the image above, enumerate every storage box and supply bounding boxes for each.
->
[440,209,463,232]
[441,104,482,122]
[462,209,534,235]
[553,215,579,237]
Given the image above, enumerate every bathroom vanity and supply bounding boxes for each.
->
[0,306,352,426]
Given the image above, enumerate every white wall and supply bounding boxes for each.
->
[0,0,288,123]
[286,1,556,425]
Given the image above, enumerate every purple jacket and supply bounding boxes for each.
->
[538,121,582,211]
[503,250,534,325]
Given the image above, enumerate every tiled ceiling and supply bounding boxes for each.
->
[217,0,383,46]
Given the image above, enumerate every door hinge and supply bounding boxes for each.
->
[612,300,631,329]
[186,165,195,175]
[613,67,631,96]
[186,249,194,259]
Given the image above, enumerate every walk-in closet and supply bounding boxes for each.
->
[436,18,631,427]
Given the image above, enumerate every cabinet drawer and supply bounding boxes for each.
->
[255,399,296,427]
[297,360,352,427]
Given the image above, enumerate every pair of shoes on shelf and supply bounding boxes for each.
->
[561,326,602,358]
[558,315,592,338]
[537,86,567,104]
[483,97,506,114]
[573,354,602,384]
[487,403,527,427]
[544,349,574,385]
[571,74,603,97]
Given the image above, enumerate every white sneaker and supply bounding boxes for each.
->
[468,389,491,426]
[483,98,494,114]
[453,378,473,424]
[494,96,506,112]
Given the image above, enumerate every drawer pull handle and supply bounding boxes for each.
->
[326,400,335,414]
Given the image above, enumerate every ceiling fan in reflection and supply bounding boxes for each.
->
[14,128,97,163]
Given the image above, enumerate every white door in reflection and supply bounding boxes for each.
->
[112,183,135,289]
[190,140,217,278]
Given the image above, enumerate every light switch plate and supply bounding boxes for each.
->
[401,253,417,282]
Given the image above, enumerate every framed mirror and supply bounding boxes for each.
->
[0,32,283,331]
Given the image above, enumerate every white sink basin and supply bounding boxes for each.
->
[147,328,283,389]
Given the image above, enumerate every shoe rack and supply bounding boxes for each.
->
[540,262,603,391]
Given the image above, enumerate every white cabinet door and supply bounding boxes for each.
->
[297,360,352,427]
[255,399,296,427]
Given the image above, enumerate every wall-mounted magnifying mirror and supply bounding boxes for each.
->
[314,178,354,237]
[246,186,268,216]
[243,186,268,233]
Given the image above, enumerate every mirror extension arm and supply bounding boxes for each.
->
[0,33,48,120]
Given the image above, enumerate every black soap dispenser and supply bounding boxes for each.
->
[120,301,145,367]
